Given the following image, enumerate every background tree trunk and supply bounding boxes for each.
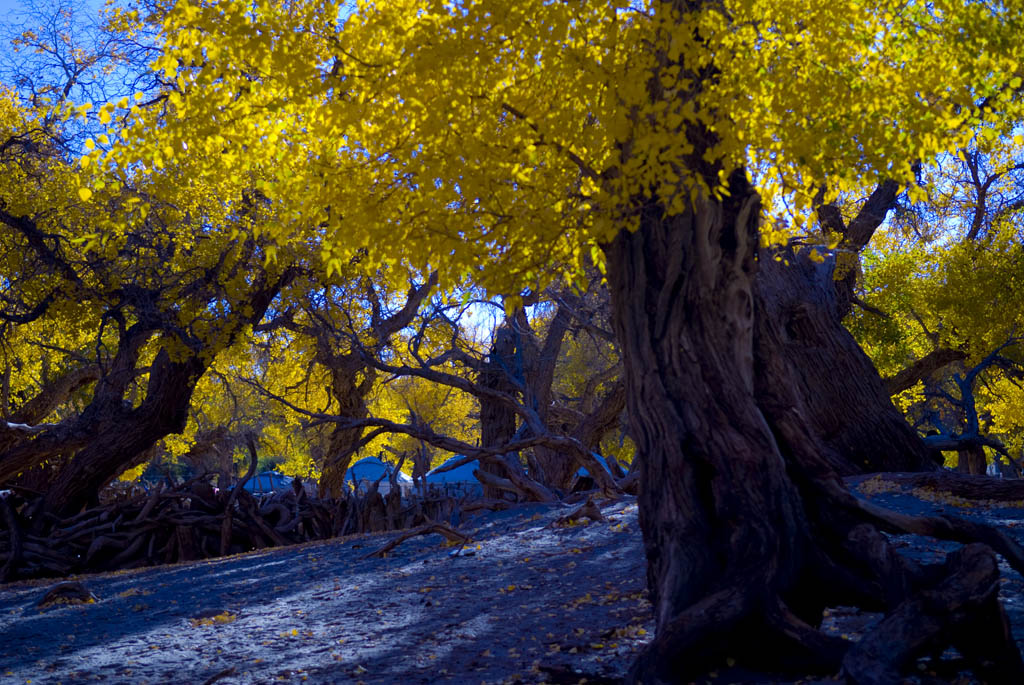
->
[38,351,205,519]
[317,361,374,499]
[478,324,519,498]
[958,445,987,475]
[2,268,295,521]
[753,252,941,476]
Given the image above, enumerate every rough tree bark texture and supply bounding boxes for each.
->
[1,270,295,520]
[38,350,205,520]
[313,274,436,498]
[478,324,519,498]
[958,445,988,475]
[519,305,578,490]
[604,173,813,679]
[0,365,100,454]
[603,168,1016,682]
[754,253,940,476]
[317,359,375,499]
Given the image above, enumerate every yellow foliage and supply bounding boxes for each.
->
[189,611,238,627]
[103,0,1024,299]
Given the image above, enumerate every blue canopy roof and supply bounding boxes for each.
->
[425,455,483,494]
[575,453,614,478]
[242,471,293,494]
[425,456,480,484]
[346,456,413,495]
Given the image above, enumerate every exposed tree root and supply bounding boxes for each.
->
[841,543,1023,684]
[461,498,514,513]
[851,470,1024,502]
[551,496,605,527]
[0,482,469,581]
[36,581,98,608]
[852,494,1024,577]
[360,521,470,559]
[627,470,1024,684]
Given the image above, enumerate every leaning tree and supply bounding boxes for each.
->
[103,0,1024,680]
[0,76,300,521]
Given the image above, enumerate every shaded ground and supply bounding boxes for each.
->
[1,499,651,684]
[3,479,1024,684]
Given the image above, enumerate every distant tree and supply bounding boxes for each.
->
[850,134,1024,474]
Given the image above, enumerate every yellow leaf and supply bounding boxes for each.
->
[78,188,93,202]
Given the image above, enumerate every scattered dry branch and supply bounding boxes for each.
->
[361,521,470,559]
[551,496,605,527]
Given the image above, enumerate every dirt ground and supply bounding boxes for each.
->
[3,480,1024,684]
[1,498,652,684]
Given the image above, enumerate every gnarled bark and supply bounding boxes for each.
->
[605,175,815,681]
[317,356,376,498]
[0,365,100,454]
[603,169,1016,682]
[1,268,296,520]
[478,324,520,497]
[850,471,1024,501]
[755,251,940,476]
[884,347,968,396]
[313,274,437,498]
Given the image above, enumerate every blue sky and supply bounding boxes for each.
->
[1,0,105,26]
[0,0,23,23]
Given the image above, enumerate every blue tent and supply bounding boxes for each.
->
[425,456,483,496]
[242,471,293,494]
[575,453,614,478]
[346,456,413,496]
[571,453,619,491]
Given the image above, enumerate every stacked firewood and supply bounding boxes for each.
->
[0,476,464,582]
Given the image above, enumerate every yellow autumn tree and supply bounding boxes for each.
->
[848,133,1024,473]
[82,0,1024,680]
[0,10,304,519]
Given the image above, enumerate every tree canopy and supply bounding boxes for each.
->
[78,0,1021,292]
[5,0,1024,681]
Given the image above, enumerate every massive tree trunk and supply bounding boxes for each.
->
[604,170,1018,682]
[754,253,940,476]
[604,174,815,679]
